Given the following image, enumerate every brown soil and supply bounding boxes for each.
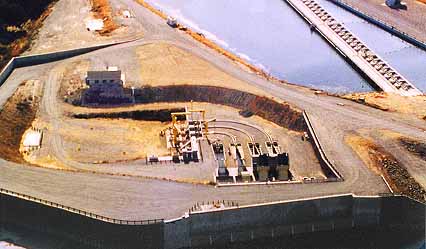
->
[132,85,307,131]
[90,0,118,35]
[60,60,90,103]
[73,108,185,122]
[399,138,426,161]
[61,119,170,163]
[343,92,426,119]
[0,80,42,163]
[346,134,426,203]
[135,43,269,97]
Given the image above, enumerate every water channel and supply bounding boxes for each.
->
[145,0,426,93]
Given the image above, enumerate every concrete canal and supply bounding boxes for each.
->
[144,0,426,93]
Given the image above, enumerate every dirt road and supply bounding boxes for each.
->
[0,0,425,220]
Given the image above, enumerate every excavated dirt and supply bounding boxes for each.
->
[346,134,426,203]
[90,0,118,35]
[400,138,426,161]
[73,108,185,122]
[0,80,42,163]
[132,85,307,132]
[343,92,426,119]
[60,60,90,103]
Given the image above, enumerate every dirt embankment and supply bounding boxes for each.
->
[343,92,426,120]
[131,85,307,132]
[0,80,42,163]
[60,60,90,103]
[73,108,185,122]
[346,134,426,203]
[400,138,426,161]
[90,0,118,35]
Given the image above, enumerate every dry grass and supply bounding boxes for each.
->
[0,80,43,163]
[23,153,72,170]
[60,119,170,163]
[345,134,383,175]
[135,43,269,97]
[0,2,56,68]
[90,0,118,35]
[343,92,426,120]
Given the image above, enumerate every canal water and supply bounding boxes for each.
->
[145,0,426,93]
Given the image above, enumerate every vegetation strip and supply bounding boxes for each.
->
[0,0,58,69]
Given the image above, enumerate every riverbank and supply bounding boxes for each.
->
[136,0,291,86]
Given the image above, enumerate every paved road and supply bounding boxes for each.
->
[0,0,425,220]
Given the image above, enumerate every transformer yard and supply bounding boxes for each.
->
[0,0,425,241]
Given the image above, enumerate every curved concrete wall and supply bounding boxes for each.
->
[1,188,423,249]
[0,190,163,249]
[164,194,425,249]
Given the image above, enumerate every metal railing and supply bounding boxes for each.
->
[0,188,163,225]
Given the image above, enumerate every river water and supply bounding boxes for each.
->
[145,0,426,94]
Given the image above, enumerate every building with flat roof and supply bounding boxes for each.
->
[82,69,132,106]
[86,70,122,86]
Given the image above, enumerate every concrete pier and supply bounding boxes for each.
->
[285,0,422,96]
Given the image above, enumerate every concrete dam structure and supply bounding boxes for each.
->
[1,189,424,249]
[285,0,422,96]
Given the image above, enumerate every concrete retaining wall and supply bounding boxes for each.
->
[1,188,424,249]
[0,39,137,88]
[327,0,426,51]
[0,190,164,249]
[0,58,16,88]
[303,111,343,180]
[164,194,425,249]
